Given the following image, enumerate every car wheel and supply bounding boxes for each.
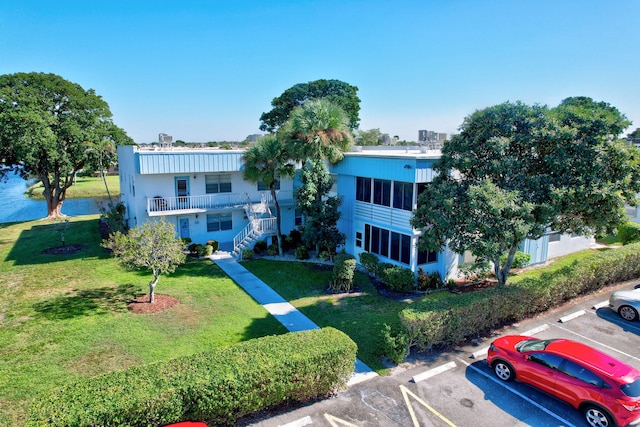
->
[619,305,639,321]
[492,360,515,382]
[583,405,613,427]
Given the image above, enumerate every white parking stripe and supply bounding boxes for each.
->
[551,323,640,363]
[412,361,456,383]
[458,358,577,427]
[280,416,313,427]
[559,310,586,323]
[592,300,609,309]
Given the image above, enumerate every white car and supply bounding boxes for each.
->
[609,286,640,321]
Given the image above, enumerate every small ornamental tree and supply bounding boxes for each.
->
[102,219,186,303]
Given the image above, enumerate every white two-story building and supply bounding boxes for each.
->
[117,144,593,279]
[117,145,297,255]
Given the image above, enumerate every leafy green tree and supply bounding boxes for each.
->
[242,134,296,255]
[355,128,384,146]
[412,99,640,287]
[102,219,186,303]
[280,99,354,163]
[0,72,133,219]
[627,127,640,139]
[260,79,360,132]
[295,159,345,256]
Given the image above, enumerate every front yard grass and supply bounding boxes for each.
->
[0,216,286,427]
[26,175,120,199]
[241,259,411,373]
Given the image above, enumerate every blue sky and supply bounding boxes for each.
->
[2,1,639,143]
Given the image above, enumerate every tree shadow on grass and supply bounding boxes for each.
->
[5,218,110,266]
[33,284,143,320]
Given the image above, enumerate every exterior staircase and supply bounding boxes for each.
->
[231,193,277,258]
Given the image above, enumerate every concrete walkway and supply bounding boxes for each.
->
[211,252,378,385]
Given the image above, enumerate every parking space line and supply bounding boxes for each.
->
[457,358,577,427]
[551,323,640,363]
[323,414,358,427]
[280,416,313,427]
[412,361,456,383]
[401,384,457,427]
[559,310,586,323]
[592,300,609,310]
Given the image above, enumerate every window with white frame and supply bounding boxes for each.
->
[207,212,232,232]
[205,174,232,193]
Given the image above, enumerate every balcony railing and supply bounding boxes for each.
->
[146,190,295,214]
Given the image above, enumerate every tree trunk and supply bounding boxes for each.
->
[149,274,159,303]
[271,185,284,256]
[45,197,64,219]
[101,169,113,207]
[494,246,518,287]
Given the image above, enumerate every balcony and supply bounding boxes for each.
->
[146,191,294,216]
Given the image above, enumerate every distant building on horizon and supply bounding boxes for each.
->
[246,134,263,143]
[158,133,173,147]
[418,130,447,143]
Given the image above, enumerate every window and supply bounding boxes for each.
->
[356,177,371,202]
[207,213,232,232]
[294,208,303,226]
[364,224,413,265]
[393,181,414,211]
[529,353,563,370]
[560,360,605,387]
[373,179,391,206]
[258,179,280,191]
[355,231,362,248]
[418,248,438,264]
[205,174,232,193]
[548,233,561,242]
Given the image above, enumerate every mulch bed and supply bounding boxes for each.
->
[127,294,180,314]
[41,244,86,255]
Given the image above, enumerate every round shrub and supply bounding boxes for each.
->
[499,251,531,269]
[206,240,220,252]
[267,244,278,256]
[295,246,309,260]
[381,265,415,293]
[359,252,379,276]
[203,244,214,257]
[618,222,640,245]
[242,249,255,260]
[253,240,268,255]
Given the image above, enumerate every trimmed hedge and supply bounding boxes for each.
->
[27,328,357,427]
[331,253,356,292]
[398,243,640,353]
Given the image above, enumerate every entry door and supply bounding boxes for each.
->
[178,218,190,239]
[175,177,190,208]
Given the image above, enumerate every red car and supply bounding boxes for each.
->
[487,335,640,427]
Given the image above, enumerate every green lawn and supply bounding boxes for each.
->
[0,217,286,427]
[26,175,120,199]
[241,259,411,374]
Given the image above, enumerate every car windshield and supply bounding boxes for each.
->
[516,339,557,352]
[622,378,640,398]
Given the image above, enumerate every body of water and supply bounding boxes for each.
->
[0,173,107,223]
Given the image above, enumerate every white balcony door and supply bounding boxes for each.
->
[175,176,190,208]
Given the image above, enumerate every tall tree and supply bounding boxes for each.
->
[259,79,360,133]
[295,159,345,256]
[242,134,296,256]
[355,128,384,146]
[412,99,640,287]
[102,219,186,303]
[280,98,354,163]
[0,72,133,219]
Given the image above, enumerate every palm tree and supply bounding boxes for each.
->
[242,134,296,256]
[280,98,354,163]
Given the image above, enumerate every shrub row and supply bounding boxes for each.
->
[395,243,640,355]
[27,328,357,427]
[187,240,219,257]
[619,221,640,245]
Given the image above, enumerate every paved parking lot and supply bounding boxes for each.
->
[247,280,640,427]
